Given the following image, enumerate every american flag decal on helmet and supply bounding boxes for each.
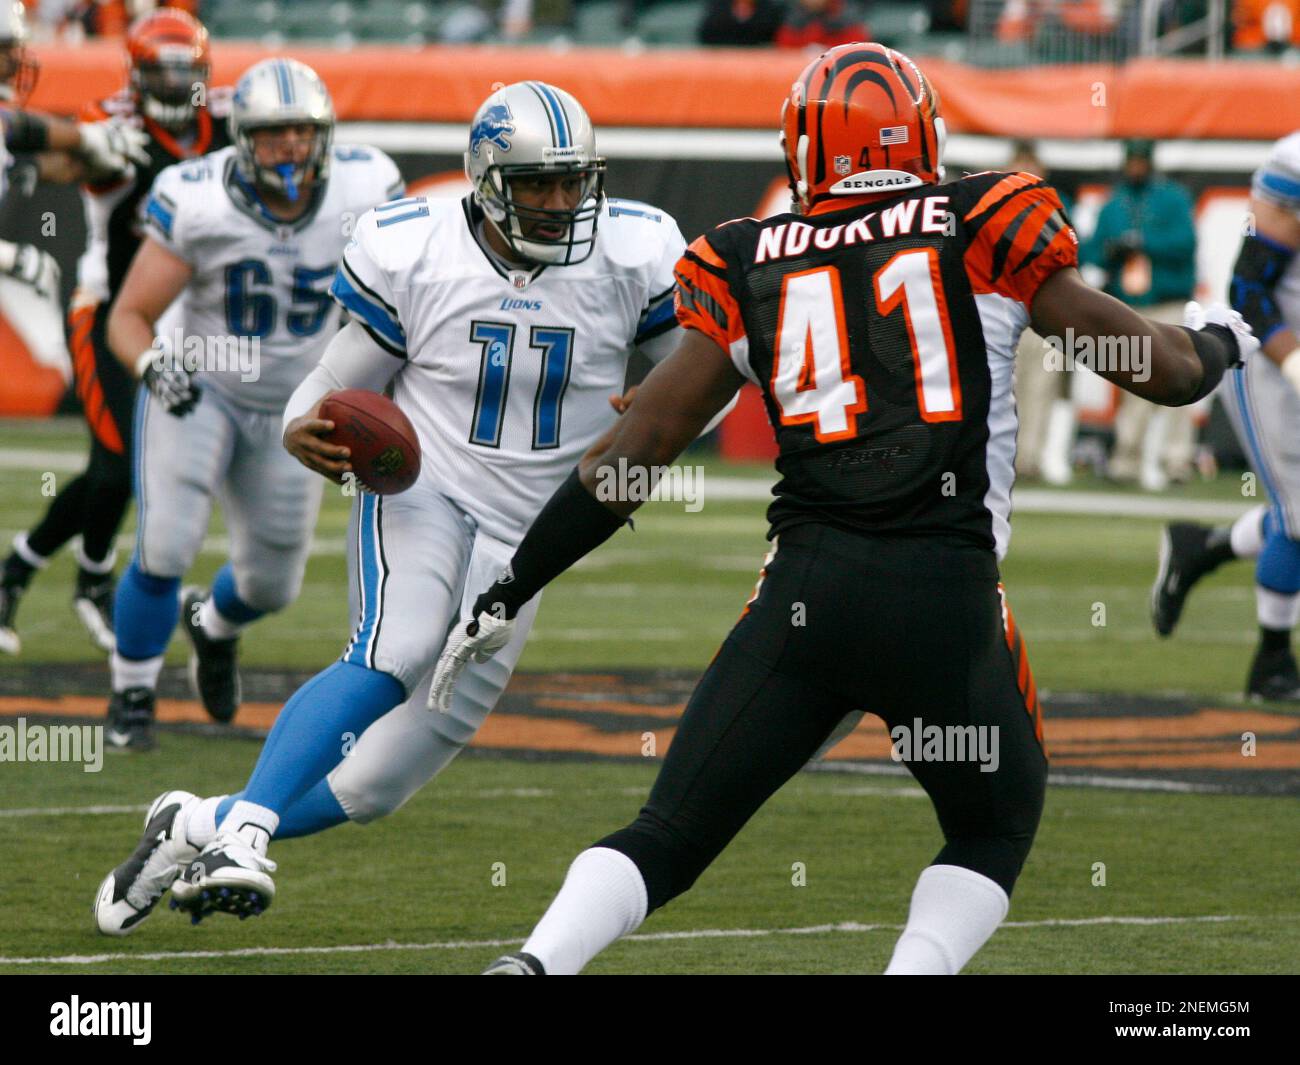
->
[880,126,909,145]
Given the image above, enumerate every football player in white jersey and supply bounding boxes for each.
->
[1151,131,1300,700]
[93,81,718,934]
[96,57,402,753]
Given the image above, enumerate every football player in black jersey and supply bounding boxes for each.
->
[434,44,1259,974]
[0,7,229,656]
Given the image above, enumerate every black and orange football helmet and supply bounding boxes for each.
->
[781,43,947,214]
[126,7,211,132]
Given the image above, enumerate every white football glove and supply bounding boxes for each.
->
[1183,301,1260,367]
[77,120,150,179]
[427,612,516,714]
[5,242,60,300]
[135,348,201,417]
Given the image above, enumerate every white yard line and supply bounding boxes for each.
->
[0,914,1262,966]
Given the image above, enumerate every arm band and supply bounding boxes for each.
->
[4,110,50,152]
[472,468,627,620]
[1179,324,1237,405]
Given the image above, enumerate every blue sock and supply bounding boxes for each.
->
[211,561,264,625]
[1257,521,1300,595]
[218,780,349,839]
[114,558,180,659]
[242,661,404,815]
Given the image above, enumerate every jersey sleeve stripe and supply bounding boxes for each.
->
[330,266,407,357]
[685,234,729,274]
[637,292,679,341]
[339,252,399,315]
[1256,168,1300,209]
[963,172,1039,223]
[144,196,175,241]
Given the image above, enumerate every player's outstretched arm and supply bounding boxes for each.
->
[282,320,406,483]
[1231,196,1300,383]
[1030,266,1255,405]
[427,329,743,712]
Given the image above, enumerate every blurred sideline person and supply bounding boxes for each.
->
[1007,140,1076,484]
[92,81,735,935]
[1,8,228,656]
[1152,130,1300,700]
[431,45,1257,975]
[1084,138,1198,490]
[94,58,402,751]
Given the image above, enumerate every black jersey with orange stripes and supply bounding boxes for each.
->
[675,170,1078,554]
[79,87,233,300]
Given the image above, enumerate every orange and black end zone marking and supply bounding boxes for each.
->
[1,665,1297,795]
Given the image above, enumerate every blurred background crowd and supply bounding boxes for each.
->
[16,0,1300,55]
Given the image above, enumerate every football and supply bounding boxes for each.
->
[318,389,421,495]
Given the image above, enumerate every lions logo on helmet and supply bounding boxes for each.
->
[229,58,334,203]
[463,81,606,266]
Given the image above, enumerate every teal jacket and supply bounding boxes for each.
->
[1083,179,1197,306]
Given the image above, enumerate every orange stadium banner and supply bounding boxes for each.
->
[26,41,1300,138]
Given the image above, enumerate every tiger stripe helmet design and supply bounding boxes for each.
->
[781,43,946,213]
[126,7,210,133]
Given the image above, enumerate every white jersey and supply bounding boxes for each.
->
[1252,131,1300,333]
[331,195,685,543]
[143,143,404,412]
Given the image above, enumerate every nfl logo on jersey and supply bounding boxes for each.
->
[834,155,852,175]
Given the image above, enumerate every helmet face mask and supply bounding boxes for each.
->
[230,59,335,203]
[465,82,606,266]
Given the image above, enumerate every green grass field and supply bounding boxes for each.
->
[0,417,1296,974]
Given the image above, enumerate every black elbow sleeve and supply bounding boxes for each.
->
[1178,324,1237,405]
[3,110,50,153]
[1230,233,1293,345]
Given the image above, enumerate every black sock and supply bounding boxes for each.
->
[80,458,132,564]
[1260,626,1291,655]
[25,473,90,559]
[2,552,35,590]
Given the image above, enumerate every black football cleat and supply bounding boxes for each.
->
[106,687,157,752]
[482,952,545,975]
[0,577,21,655]
[1246,646,1300,702]
[1151,523,1230,638]
[181,586,241,723]
[74,569,116,653]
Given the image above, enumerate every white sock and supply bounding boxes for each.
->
[216,799,279,853]
[111,652,164,692]
[1256,586,1300,630]
[1230,506,1267,559]
[74,541,116,575]
[185,795,226,849]
[885,864,1010,975]
[522,847,648,975]
[199,598,245,640]
[12,533,49,569]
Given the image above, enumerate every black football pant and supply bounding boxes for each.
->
[597,523,1048,913]
[24,303,135,565]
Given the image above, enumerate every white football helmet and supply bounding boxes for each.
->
[0,1,37,105]
[464,81,606,266]
[229,58,334,202]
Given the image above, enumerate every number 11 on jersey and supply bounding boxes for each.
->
[469,321,574,450]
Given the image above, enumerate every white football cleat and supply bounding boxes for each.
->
[171,830,277,922]
[93,790,199,936]
[482,952,545,975]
